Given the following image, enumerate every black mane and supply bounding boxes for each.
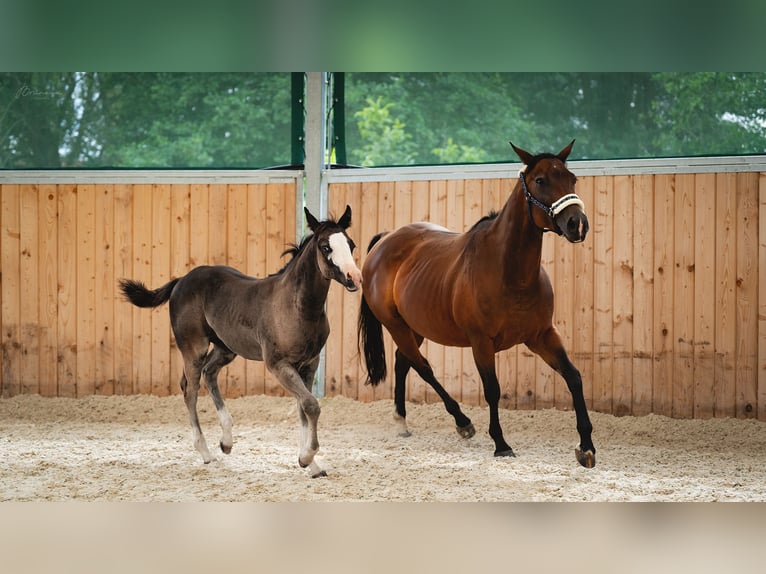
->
[272,212,348,276]
[469,210,499,231]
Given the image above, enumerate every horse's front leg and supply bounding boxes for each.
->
[472,340,514,457]
[528,327,596,468]
[268,356,326,478]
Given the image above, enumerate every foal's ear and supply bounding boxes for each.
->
[557,139,576,162]
[304,206,320,231]
[509,141,534,166]
[338,204,352,229]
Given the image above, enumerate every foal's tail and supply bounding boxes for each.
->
[118,277,180,308]
[358,232,388,386]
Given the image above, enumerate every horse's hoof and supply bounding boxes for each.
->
[457,423,476,439]
[220,441,232,455]
[398,430,412,438]
[311,470,328,479]
[494,448,516,458]
[576,446,596,468]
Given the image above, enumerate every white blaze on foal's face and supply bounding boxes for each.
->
[327,231,362,290]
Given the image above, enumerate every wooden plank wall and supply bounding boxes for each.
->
[326,172,766,421]
[0,182,297,398]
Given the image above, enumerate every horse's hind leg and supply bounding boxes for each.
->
[393,350,412,437]
[200,344,237,455]
[180,350,214,463]
[389,327,474,439]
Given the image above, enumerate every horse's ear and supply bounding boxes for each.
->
[557,139,575,162]
[510,141,534,166]
[338,204,352,229]
[304,206,320,231]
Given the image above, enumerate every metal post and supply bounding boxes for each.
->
[303,72,328,396]
[304,72,327,221]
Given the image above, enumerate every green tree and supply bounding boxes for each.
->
[652,72,766,155]
[353,95,416,166]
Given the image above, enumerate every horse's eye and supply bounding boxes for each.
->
[320,244,331,255]
[535,177,545,186]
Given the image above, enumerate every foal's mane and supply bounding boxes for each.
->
[271,214,346,276]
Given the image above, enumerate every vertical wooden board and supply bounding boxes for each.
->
[758,173,766,422]
[632,174,654,416]
[245,184,267,395]
[263,183,286,397]
[442,179,464,402]
[150,184,172,396]
[208,184,228,265]
[1,185,21,396]
[225,184,248,399]
[324,183,348,398]
[20,186,40,394]
[715,173,737,418]
[592,175,614,414]
[132,184,153,395]
[652,174,674,417]
[340,182,363,400]
[673,174,696,418]
[38,184,58,397]
[189,184,210,267]
[169,184,191,395]
[611,175,633,416]
[693,174,716,418]
[94,184,115,395]
[76,184,97,397]
[735,173,758,418]
[113,184,134,395]
[572,175,595,410]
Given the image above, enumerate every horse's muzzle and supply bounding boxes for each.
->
[343,268,363,292]
[561,211,589,243]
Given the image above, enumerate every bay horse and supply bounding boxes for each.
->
[358,142,596,468]
[119,205,362,477]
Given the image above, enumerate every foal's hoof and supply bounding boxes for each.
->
[575,446,596,468]
[220,441,232,455]
[456,423,476,439]
[311,470,328,479]
[398,430,412,438]
[494,448,516,458]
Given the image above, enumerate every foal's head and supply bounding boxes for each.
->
[304,205,363,292]
[511,140,589,243]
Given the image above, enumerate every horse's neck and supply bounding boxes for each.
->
[488,184,544,288]
[285,247,331,317]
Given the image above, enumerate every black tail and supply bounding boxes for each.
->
[118,277,180,308]
[359,293,387,386]
[358,232,389,386]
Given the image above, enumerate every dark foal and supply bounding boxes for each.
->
[120,206,362,477]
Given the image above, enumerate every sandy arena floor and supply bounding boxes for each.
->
[1,393,765,501]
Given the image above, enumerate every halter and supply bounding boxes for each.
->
[519,168,584,235]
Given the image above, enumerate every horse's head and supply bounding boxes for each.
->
[305,204,363,292]
[510,140,589,243]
